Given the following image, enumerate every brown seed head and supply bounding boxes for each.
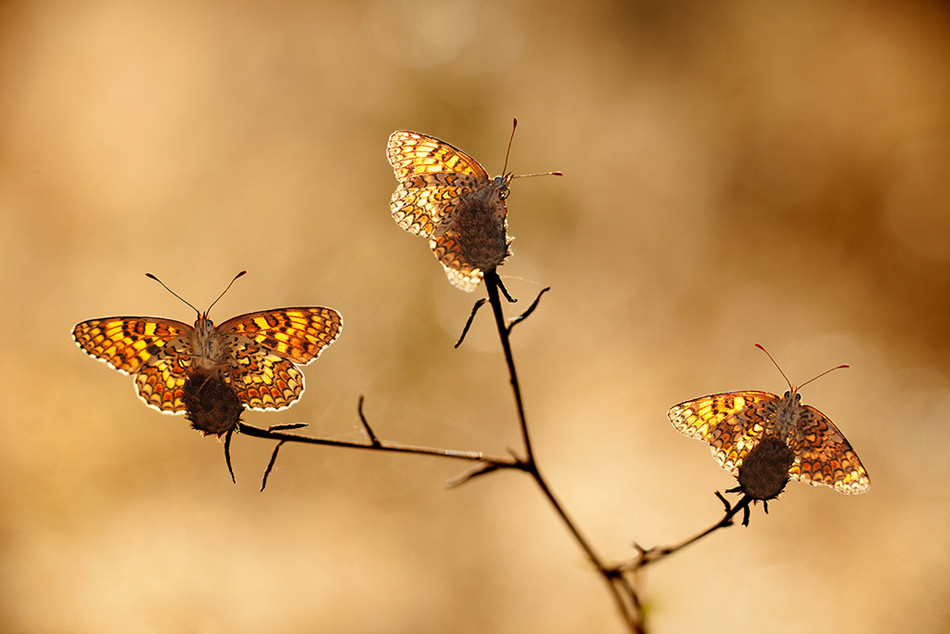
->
[737,437,795,501]
[182,370,244,436]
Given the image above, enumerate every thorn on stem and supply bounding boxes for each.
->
[446,463,500,488]
[260,440,287,491]
[455,298,488,348]
[495,274,517,303]
[269,422,308,432]
[357,395,382,447]
[505,446,530,467]
[507,287,551,334]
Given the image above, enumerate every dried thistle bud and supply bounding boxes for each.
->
[182,371,244,436]
[736,437,795,500]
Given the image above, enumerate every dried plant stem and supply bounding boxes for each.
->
[237,401,524,489]
[619,492,754,573]
[482,270,643,634]
[236,271,757,633]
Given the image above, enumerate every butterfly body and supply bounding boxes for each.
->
[73,306,343,424]
[387,130,512,291]
[190,316,226,371]
[668,386,869,495]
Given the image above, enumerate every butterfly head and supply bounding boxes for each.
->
[196,314,216,332]
[495,174,513,200]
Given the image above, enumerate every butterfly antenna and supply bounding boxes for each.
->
[797,363,849,391]
[755,343,848,392]
[501,117,518,176]
[755,343,793,392]
[146,273,200,316]
[206,270,248,315]
[510,170,564,179]
[503,118,564,180]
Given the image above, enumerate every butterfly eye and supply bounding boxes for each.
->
[203,318,215,332]
[794,393,802,402]
[783,390,791,398]
[492,175,511,200]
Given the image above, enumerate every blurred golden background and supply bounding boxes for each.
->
[2,1,949,632]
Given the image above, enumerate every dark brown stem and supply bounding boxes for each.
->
[482,270,642,633]
[237,406,522,469]
[483,270,534,461]
[618,492,753,572]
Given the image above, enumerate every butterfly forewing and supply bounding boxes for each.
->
[387,131,489,181]
[217,307,343,365]
[72,317,193,374]
[788,404,870,494]
[667,391,779,475]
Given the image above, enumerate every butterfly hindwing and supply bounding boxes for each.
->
[224,343,305,410]
[430,233,484,292]
[788,403,870,494]
[135,349,191,413]
[391,173,484,237]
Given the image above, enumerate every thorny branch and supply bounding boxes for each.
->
[617,491,755,573]
[474,271,642,632]
[238,395,524,490]
[244,271,759,634]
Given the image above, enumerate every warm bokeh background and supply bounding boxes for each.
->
[2,1,948,632]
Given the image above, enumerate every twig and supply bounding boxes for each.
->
[238,397,523,488]
[497,276,517,303]
[260,440,288,491]
[618,492,754,572]
[224,428,236,484]
[483,270,535,461]
[445,463,502,488]
[356,395,382,446]
[481,269,643,633]
[507,287,551,334]
[259,423,311,489]
[238,420,517,464]
[455,298,488,348]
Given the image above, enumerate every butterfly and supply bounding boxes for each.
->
[667,345,870,497]
[72,272,343,436]
[387,121,560,291]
